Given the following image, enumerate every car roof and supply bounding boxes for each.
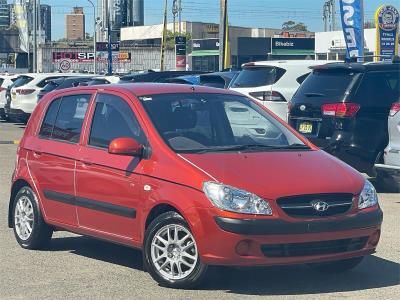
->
[242,60,336,68]
[52,83,240,98]
[311,61,400,72]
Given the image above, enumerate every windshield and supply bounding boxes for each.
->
[140,93,307,153]
[296,69,359,99]
[230,67,285,88]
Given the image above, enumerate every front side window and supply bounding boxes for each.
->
[140,93,306,153]
[89,94,146,149]
[39,94,90,143]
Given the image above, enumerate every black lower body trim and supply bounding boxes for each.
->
[214,209,383,235]
[43,190,136,218]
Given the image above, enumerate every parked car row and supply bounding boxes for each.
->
[0,73,120,122]
[1,59,399,188]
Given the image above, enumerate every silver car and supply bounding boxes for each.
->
[375,101,400,191]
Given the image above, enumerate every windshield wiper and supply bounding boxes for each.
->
[270,143,311,150]
[181,144,310,154]
[304,92,325,97]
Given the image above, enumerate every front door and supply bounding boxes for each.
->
[75,92,147,241]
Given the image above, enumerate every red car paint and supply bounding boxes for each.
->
[10,83,382,266]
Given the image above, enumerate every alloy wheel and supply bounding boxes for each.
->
[150,224,198,281]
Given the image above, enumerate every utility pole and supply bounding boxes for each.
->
[33,0,37,73]
[178,0,182,34]
[331,0,336,31]
[160,0,168,71]
[107,0,112,75]
[172,0,178,35]
[87,0,97,74]
[219,0,226,71]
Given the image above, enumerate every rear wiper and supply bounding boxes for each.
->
[304,92,325,97]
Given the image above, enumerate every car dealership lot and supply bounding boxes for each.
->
[0,121,399,300]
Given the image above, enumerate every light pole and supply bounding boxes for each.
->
[87,0,97,74]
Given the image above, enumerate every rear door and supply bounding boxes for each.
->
[27,93,92,225]
[75,92,147,241]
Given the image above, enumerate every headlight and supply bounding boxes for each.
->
[203,181,272,215]
[358,180,378,209]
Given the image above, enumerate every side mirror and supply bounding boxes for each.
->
[108,137,143,156]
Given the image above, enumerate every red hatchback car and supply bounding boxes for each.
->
[9,84,382,288]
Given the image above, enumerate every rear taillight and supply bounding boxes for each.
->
[322,103,360,117]
[390,103,400,117]
[249,91,286,102]
[16,88,35,95]
[0,87,6,92]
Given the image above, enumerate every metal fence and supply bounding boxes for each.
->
[38,46,176,73]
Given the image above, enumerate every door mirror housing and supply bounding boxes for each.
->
[108,137,143,156]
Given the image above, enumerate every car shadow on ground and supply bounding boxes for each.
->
[48,235,399,295]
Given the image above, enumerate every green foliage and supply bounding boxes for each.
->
[282,21,308,32]
[165,30,192,49]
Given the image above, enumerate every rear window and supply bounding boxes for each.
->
[13,76,33,88]
[230,67,286,88]
[41,81,60,93]
[296,69,359,99]
[37,76,65,88]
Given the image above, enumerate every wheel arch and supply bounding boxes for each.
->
[145,203,182,231]
[8,179,31,228]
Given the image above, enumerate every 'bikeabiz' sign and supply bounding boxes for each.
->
[375,5,399,61]
[339,0,364,61]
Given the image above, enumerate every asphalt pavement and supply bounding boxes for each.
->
[0,120,399,300]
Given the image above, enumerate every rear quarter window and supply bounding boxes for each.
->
[354,71,399,107]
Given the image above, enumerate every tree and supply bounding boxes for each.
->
[165,30,192,49]
[282,21,308,32]
[85,32,93,41]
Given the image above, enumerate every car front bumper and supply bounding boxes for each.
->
[188,207,382,267]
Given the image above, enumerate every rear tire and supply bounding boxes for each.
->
[308,256,364,273]
[143,211,208,289]
[12,186,53,249]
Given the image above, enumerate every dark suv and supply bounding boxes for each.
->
[289,61,400,175]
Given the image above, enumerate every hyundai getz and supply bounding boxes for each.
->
[9,84,382,288]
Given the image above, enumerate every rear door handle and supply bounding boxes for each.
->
[33,150,42,158]
[80,157,93,166]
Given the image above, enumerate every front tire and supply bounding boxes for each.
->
[308,256,364,273]
[143,211,208,289]
[12,186,53,249]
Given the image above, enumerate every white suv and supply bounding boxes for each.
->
[229,60,334,121]
[375,101,400,191]
[9,73,82,121]
[0,74,19,120]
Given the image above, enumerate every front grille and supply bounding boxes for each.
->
[277,193,354,218]
[261,237,368,257]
